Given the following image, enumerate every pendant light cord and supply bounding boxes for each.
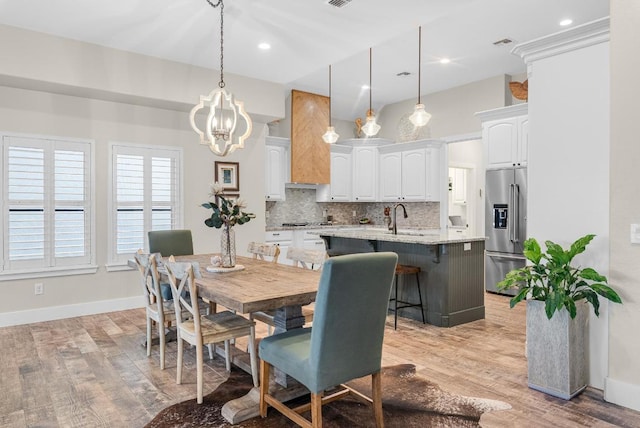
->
[369,47,373,116]
[328,65,332,126]
[206,0,225,88]
[417,26,422,104]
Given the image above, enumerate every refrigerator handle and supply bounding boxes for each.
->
[509,183,515,243]
[513,184,520,243]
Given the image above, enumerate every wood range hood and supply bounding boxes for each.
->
[290,89,330,184]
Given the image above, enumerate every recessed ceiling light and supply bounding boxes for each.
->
[258,42,271,50]
[440,58,451,64]
[559,19,573,26]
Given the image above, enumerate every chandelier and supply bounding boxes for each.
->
[189,0,252,157]
[409,26,432,127]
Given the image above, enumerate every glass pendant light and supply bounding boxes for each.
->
[409,26,432,127]
[322,64,339,144]
[361,47,381,137]
[189,0,252,157]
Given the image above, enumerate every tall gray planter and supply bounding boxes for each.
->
[526,299,589,399]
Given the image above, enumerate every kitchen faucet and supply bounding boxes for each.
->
[391,203,408,235]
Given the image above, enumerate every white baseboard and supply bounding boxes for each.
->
[0,296,143,328]
[605,376,640,412]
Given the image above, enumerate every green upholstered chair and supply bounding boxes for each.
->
[148,229,194,257]
[148,229,194,300]
[259,252,398,428]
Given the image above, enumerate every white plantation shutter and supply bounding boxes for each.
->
[1,135,93,274]
[110,144,182,264]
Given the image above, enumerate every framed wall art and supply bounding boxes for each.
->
[214,161,240,192]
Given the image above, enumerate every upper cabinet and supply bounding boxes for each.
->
[265,137,289,201]
[352,146,378,201]
[316,138,391,202]
[378,141,442,202]
[476,104,529,169]
[290,90,330,184]
[320,145,352,202]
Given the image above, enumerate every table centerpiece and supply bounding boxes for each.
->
[202,182,255,268]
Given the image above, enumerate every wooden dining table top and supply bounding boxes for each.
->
[176,254,321,314]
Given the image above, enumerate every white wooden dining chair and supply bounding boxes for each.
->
[247,241,281,263]
[133,251,174,370]
[246,242,283,334]
[285,247,327,327]
[165,261,259,404]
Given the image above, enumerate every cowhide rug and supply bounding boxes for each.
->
[145,364,511,427]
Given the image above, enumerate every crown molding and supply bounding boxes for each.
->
[475,103,528,122]
[512,17,610,64]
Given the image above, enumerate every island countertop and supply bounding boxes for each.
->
[313,229,486,245]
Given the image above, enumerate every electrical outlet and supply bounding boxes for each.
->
[34,283,44,295]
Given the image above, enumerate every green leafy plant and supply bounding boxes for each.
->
[202,182,255,229]
[498,234,622,319]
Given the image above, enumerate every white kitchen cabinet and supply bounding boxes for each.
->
[265,137,290,201]
[476,104,529,169]
[378,151,402,201]
[352,146,378,201]
[378,142,441,202]
[424,146,442,202]
[329,146,352,201]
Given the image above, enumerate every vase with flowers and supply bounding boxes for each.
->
[202,182,255,268]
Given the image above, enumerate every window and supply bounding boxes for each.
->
[108,143,182,267]
[1,134,95,279]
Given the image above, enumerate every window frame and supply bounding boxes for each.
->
[0,132,97,281]
[107,142,184,270]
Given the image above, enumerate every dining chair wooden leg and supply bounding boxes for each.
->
[159,323,166,370]
[259,359,270,418]
[146,318,152,357]
[196,341,204,404]
[372,371,384,428]
[311,392,323,428]
[176,336,183,385]
[207,343,214,360]
[248,326,259,387]
[224,340,231,372]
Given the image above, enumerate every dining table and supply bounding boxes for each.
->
[173,253,322,424]
[179,254,320,333]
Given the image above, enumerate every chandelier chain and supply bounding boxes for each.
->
[206,0,225,88]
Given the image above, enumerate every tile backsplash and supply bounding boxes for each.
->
[266,188,440,229]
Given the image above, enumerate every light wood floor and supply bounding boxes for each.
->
[1,293,639,427]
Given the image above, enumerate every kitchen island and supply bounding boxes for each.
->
[317,229,486,327]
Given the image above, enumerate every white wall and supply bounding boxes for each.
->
[0,24,284,326]
[607,0,640,411]
[518,23,611,390]
[0,85,269,326]
[376,75,509,140]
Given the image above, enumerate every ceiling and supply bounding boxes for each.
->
[0,0,609,120]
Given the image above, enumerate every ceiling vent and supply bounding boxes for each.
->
[327,0,352,8]
[493,38,513,46]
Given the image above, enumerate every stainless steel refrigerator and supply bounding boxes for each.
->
[485,167,527,296]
